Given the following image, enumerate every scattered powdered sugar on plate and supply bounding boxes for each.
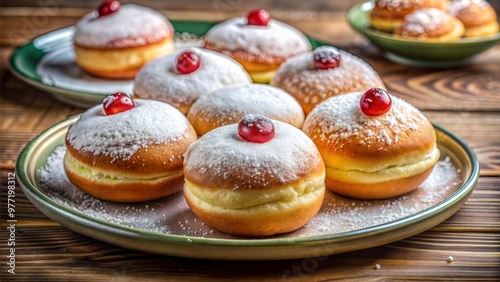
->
[39,146,462,239]
[39,146,172,234]
[299,156,462,237]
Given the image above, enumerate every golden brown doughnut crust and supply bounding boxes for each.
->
[307,119,437,169]
[324,167,434,200]
[184,121,325,236]
[271,49,385,115]
[448,0,497,28]
[65,135,192,178]
[184,153,325,191]
[447,0,499,37]
[182,121,326,236]
[64,127,196,202]
[204,42,283,72]
[371,0,446,18]
[77,64,143,80]
[183,124,325,190]
[186,84,305,136]
[184,179,325,236]
[394,8,465,40]
[370,0,448,31]
[303,91,440,199]
[64,99,197,202]
[74,37,174,79]
[64,157,184,203]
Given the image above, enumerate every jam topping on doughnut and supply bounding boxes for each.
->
[360,88,392,116]
[102,92,135,115]
[98,0,121,17]
[175,50,201,75]
[74,4,173,49]
[238,114,275,143]
[68,99,192,161]
[313,46,341,70]
[247,9,271,26]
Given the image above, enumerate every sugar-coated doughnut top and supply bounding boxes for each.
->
[448,0,496,26]
[205,17,311,57]
[66,99,191,161]
[134,48,251,107]
[448,0,491,14]
[401,8,450,35]
[304,91,427,148]
[74,4,173,48]
[188,84,303,124]
[271,47,384,106]
[184,121,323,189]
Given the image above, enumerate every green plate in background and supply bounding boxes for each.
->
[347,1,500,68]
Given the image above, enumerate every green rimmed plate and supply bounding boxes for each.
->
[16,116,479,260]
[346,1,500,68]
[8,21,325,109]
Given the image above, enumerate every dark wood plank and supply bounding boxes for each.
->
[0,224,498,281]
[342,45,500,112]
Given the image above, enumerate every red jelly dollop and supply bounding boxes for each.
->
[313,47,341,70]
[98,0,121,17]
[238,114,275,143]
[102,92,135,115]
[247,9,271,26]
[176,51,201,75]
[360,88,392,116]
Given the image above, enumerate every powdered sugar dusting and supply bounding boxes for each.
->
[448,0,490,16]
[74,4,173,48]
[38,145,463,239]
[188,84,304,131]
[66,99,191,161]
[205,17,311,57]
[402,8,449,35]
[303,91,425,149]
[184,121,322,189]
[271,48,384,112]
[299,157,462,236]
[134,48,251,111]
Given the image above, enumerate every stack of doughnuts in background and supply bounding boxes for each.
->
[369,0,499,40]
[65,0,443,237]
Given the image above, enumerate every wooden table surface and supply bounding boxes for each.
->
[1,3,499,281]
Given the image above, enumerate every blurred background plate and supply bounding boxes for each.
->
[347,1,500,68]
[8,21,325,109]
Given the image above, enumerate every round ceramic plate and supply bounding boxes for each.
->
[8,21,325,109]
[16,116,479,260]
[347,1,500,68]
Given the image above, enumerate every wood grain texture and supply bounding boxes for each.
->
[0,228,498,281]
[1,2,499,281]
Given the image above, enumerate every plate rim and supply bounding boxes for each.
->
[15,115,480,259]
